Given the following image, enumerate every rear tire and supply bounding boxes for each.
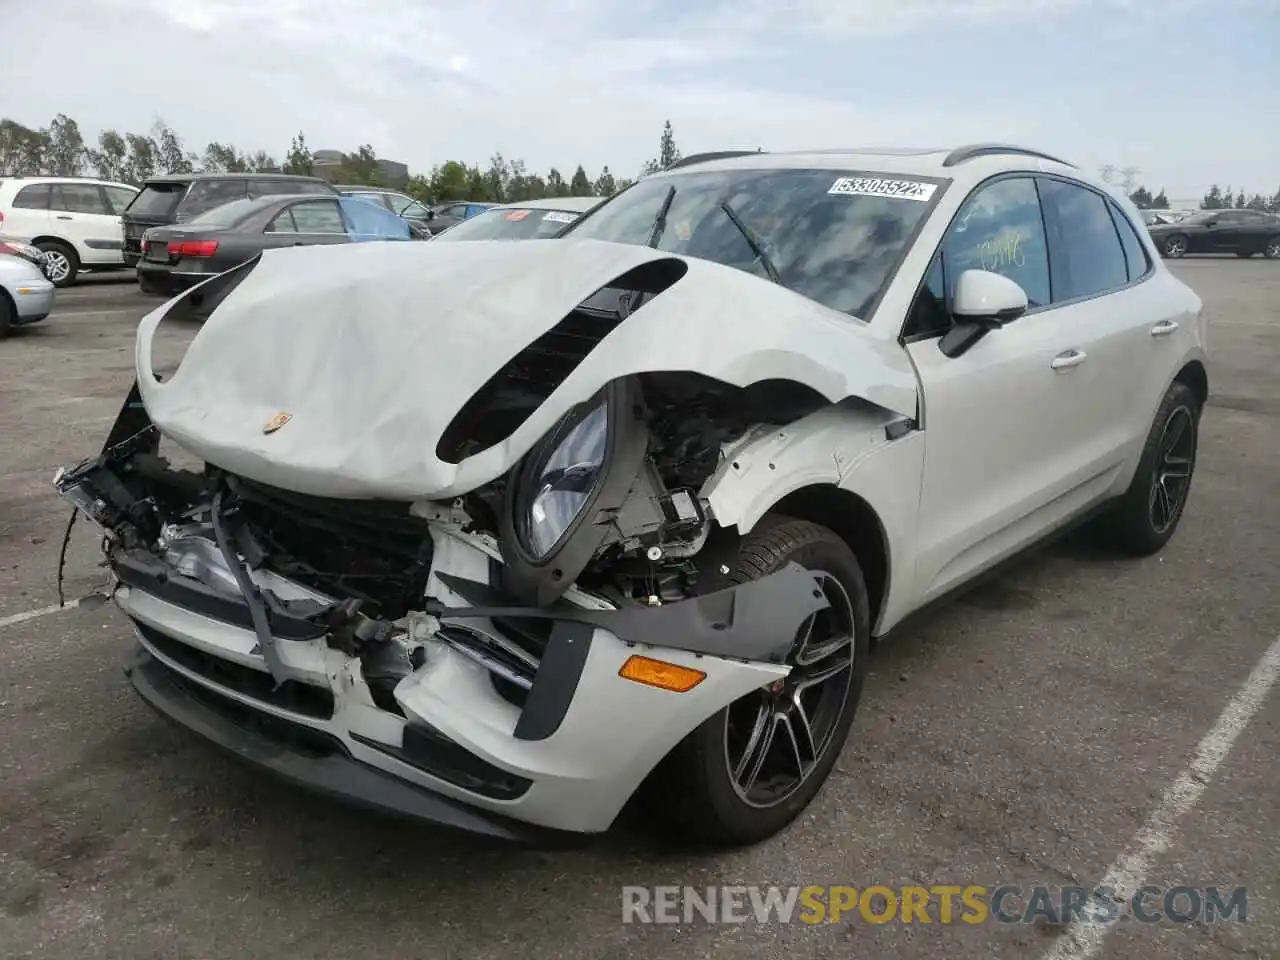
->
[1161,235,1188,259]
[1097,381,1200,556]
[0,292,13,338]
[641,516,871,847]
[35,240,78,287]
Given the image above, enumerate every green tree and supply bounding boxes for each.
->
[0,120,50,175]
[90,129,128,181]
[593,165,616,196]
[484,153,510,203]
[1269,187,1280,214]
[151,119,193,175]
[466,164,488,201]
[201,141,247,173]
[546,168,569,197]
[640,119,682,176]
[615,177,635,193]
[1201,184,1224,209]
[123,133,158,183]
[246,150,277,172]
[341,144,381,185]
[1129,186,1153,208]
[430,160,470,201]
[1244,193,1269,211]
[404,173,432,204]
[46,114,86,176]
[1152,188,1168,208]
[570,165,593,196]
[283,132,313,176]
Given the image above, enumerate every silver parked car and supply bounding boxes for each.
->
[0,251,56,337]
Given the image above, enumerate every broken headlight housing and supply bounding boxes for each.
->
[499,378,650,606]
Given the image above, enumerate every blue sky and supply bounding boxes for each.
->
[1,0,1276,199]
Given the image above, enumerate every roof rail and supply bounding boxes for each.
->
[942,143,1075,168]
[667,150,765,170]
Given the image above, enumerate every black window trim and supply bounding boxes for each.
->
[1104,195,1153,285]
[899,170,1154,345]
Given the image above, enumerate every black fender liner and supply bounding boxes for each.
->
[431,563,827,742]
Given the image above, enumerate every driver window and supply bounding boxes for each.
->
[942,177,1051,308]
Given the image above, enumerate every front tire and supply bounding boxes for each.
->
[1162,235,1188,259]
[35,240,79,287]
[1101,381,1200,556]
[643,517,871,847]
[1264,236,1280,260]
[0,293,13,338]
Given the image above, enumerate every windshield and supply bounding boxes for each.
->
[563,168,942,318]
[189,197,266,227]
[433,206,586,242]
[125,182,187,218]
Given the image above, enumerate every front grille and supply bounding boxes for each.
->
[229,476,433,618]
[134,621,335,719]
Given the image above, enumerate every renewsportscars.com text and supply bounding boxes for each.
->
[621,884,1248,926]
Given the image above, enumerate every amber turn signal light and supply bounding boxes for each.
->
[618,655,706,693]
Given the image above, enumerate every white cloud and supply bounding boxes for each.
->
[0,0,1274,195]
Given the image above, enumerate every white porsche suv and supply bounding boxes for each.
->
[54,144,1206,847]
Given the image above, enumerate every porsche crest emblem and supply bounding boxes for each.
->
[262,412,292,435]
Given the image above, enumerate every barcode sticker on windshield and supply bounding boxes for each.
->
[828,177,937,202]
[541,211,579,224]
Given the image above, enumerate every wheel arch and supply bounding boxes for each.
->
[762,484,891,639]
[30,235,77,254]
[1174,359,1208,409]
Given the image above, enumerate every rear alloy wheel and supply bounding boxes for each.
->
[35,240,78,287]
[1162,235,1188,259]
[1100,381,1199,556]
[0,293,13,338]
[643,517,870,847]
[1265,237,1280,260]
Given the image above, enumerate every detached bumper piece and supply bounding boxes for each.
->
[124,645,575,845]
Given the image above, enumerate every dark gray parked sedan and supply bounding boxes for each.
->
[137,194,411,295]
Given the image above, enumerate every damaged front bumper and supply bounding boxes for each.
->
[53,408,827,840]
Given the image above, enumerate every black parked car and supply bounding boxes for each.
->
[121,173,337,266]
[137,194,410,295]
[426,200,496,235]
[1148,209,1280,259]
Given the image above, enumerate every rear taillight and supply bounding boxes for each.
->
[170,240,219,258]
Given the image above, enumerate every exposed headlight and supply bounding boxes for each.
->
[516,399,608,559]
[499,379,650,607]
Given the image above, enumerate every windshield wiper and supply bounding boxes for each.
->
[646,185,676,248]
[718,201,781,284]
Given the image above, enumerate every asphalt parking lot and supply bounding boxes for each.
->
[1,261,1277,960]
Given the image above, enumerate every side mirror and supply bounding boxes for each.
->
[939,270,1029,359]
[426,209,436,221]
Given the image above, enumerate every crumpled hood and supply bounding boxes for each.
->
[137,238,919,500]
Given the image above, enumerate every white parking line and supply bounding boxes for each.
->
[1041,633,1280,960]
[0,598,86,629]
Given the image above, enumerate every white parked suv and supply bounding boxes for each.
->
[0,176,138,286]
[53,144,1207,846]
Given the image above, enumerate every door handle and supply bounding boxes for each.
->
[1150,319,1179,337]
[56,214,73,220]
[1050,349,1088,371]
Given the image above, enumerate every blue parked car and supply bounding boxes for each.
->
[137,193,412,296]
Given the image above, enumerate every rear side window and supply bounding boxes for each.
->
[1039,180,1128,302]
[181,180,248,217]
[288,200,346,233]
[12,184,51,209]
[127,182,188,217]
[1107,201,1150,282]
[53,183,110,215]
[103,185,137,214]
